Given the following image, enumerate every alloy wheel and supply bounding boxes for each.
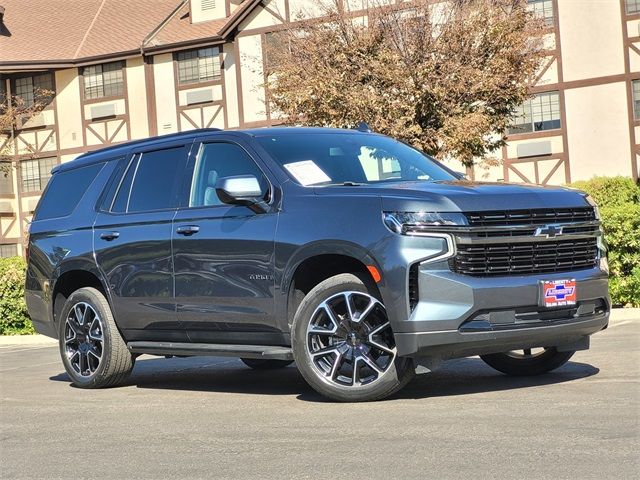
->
[306,291,396,387]
[504,348,548,359]
[64,302,104,377]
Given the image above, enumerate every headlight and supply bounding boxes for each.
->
[585,195,601,220]
[383,211,468,235]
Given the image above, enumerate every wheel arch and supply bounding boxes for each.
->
[51,259,112,332]
[280,241,385,331]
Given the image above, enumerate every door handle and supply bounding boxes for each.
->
[176,225,200,236]
[100,231,120,241]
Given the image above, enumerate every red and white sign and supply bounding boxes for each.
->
[542,279,577,307]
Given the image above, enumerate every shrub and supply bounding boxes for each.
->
[0,256,34,335]
[570,176,640,307]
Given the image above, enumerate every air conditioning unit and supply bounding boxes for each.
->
[517,141,552,158]
[186,89,214,105]
[15,113,45,129]
[90,103,117,120]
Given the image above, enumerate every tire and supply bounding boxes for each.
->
[480,347,575,376]
[292,273,414,402]
[58,287,134,388]
[240,358,294,370]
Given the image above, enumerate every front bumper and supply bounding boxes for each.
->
[393,264,610,358]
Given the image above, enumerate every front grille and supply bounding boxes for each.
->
[465,207,596,227]
[451,238,599,276]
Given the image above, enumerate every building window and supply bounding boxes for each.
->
[509,91,561,135]
[11,73,54,107]
[0,244,19,258]
[177,48,221,85]
[626,0,640,14]
[20,157,57,193]
[527,0,554,26]
[633,80,640,120]
[0,163,13,194]
[83,61,124,100]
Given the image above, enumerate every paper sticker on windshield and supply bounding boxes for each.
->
[283,160,331,186]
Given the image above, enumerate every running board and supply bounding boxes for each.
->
[127,341,293,361]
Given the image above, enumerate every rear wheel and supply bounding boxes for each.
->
[480,347,574,376]
[58,287,134,388]
[240,358,293,370]
[292,273,414,402]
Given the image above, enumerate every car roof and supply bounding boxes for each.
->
[54,126,373,173]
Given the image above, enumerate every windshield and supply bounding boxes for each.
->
[255,132,456,186]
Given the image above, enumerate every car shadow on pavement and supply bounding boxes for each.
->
[49,355,599,402]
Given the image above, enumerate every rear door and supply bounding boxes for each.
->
[94,140,193,342]
[172,135,282,345]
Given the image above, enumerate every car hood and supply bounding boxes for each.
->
[313,180,591,212]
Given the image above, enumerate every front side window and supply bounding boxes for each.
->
[509,91,561,135]
[256,133,456,186]
[633,80,640,120]
[0,244,18,258]
[20,157,57,193]
[527,0,554,26]
[112,147,186,213]
[626,0,640,14]
[177,48,221,85]
[83,61,124,100]
[11,73,54,107]
[190,143,267,207]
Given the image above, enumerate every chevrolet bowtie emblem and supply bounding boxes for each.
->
[534,225,564,238]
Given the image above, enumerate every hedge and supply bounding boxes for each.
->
[570,176,640,307]
[0,256,34,335]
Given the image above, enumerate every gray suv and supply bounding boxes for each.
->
[25,127,610,402]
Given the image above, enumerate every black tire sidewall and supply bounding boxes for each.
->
[58,288,117,387]
[292,273,413,402]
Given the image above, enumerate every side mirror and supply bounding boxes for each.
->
[215,175,266,213]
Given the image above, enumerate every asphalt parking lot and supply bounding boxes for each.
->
[1,315,638,480]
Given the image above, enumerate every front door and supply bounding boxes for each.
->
[172,137,281,345]
[94,141,192,342]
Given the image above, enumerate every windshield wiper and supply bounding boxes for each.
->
[324,181,363,186]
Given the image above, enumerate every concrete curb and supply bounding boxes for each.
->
[0,308,637,346]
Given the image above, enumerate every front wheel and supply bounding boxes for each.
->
[480,347,575,376]
[292,273,414,402]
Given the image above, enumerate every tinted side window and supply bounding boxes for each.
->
[35,163,105,220]
[113,146,187,213]
[190,142,267,208]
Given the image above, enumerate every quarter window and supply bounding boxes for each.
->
[190,143,267,208]
[0,244,18,258]
[527,0,554,26]
[509,91,561,135]
[34,163,104,220]
[83,62,124,100]
[177,48,221,85]
[20,157,57,193]
[11,73,54,107]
